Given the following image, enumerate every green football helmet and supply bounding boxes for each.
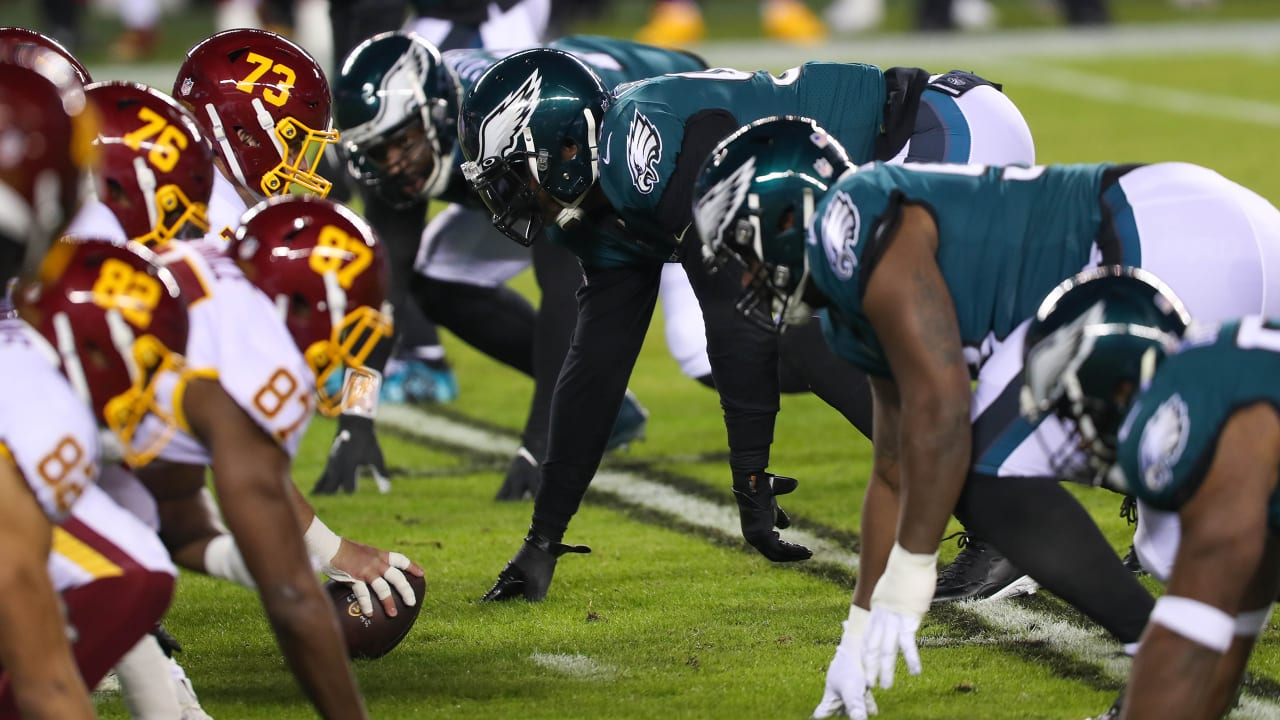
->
[1021,266,1191,487]
[458,47,609,246]
[333,31,459,208]
[692,116,852,332]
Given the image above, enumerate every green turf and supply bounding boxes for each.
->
[75,17,1280,720]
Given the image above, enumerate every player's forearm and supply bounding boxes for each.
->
[260,577,368,720]
[852,469,902,609]
[1201,637,1255,719]
[896,400,970,555]
[0,566,94,720]
[1123,627,1220,720]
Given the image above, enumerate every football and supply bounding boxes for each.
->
[324,573,427,660]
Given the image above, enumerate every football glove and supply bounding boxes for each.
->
[731,471,812,562]
[494,446,540,501]
[815,606,876,719]
[863,543,938,689]
[313,415,390,495]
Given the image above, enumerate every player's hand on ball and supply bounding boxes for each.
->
[323,538,424,617]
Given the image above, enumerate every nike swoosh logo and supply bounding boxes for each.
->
[599,131,613,165]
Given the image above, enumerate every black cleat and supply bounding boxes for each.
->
[1121,545,1147,576]
[933,532,1039,603]
[495,447,540,502]
[480,534,591,602]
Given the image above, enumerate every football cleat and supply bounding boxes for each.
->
[495,446,540,502]
[606,390,649,452]
[762,0,829,45]
[1120,545,1146,576]
[933,532,1039,603]
[480,534,590,602]
[634,0,705,47]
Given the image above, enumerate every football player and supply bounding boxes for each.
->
[692,117,1280,717]
[1022,269,1277,720]
[71,79,416,720]
[12,239,188,715]
[172,28,338,235]
[457,50,1034,602]
[0,58,115,720]
[329,32,703,498]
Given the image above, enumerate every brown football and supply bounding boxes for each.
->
[324,573,426,660]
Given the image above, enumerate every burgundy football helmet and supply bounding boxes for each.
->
[228,195,391,417]
[0,26,92,86]
[86,81,216,246]
[173,29,337,199]
[0,63,98,284]
[13,237,190,467]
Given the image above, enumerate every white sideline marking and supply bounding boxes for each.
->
[994,63,1280,128]
[530,652,617,679]
[380,405,1280,714]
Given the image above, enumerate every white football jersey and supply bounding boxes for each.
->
[206,172,250,253]
[0,318,99,522]
[139,238,316,463]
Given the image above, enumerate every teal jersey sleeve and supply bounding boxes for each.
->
[549,35,706,89]
[805,162,1109,376]
[1115,319,1280,529]
[445,39,706,267]
[597,62,888,251]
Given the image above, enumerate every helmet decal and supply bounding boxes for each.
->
[1136,393,1189,494]
[626,108,661,195]
[819,190,860,281]
[693,155,755,252]
[476,69,542,164]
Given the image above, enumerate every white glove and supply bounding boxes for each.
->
[813,608,878,719]
[864,542,938,689]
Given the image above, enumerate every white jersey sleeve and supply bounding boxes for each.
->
[149,239,315,462]
[205,172,250,253]
[0,319,100,522]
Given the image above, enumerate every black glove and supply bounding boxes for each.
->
[732,471,812,562]
[313,415,389,495]
[494,446,541,502]
[480,533,591,602]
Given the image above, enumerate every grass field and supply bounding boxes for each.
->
[68,14,1280,720]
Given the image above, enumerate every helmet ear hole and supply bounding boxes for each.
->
[777,207,795,233]
[561,138,578,162]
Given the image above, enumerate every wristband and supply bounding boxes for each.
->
[871,543,939,618]
[839,604,872,650]
[1235,605,1274,637]
[203,534,256,589]
[1150,595,1234,653]
[304,515,343,565]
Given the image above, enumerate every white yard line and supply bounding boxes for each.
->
[529,652,618,679]
[378,404,1280,715]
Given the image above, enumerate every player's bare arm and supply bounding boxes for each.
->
[853,376,904,609]
[139,461,227,572]
[0,454,94,720]
[183,377,368,720]
[861,203,972,556]
[1125,402,1280,720]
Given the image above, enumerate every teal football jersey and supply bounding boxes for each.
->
[808,162,1111,376]
[1114,318,1280,529]
[594,63,888,264]
[439,36,704,206]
